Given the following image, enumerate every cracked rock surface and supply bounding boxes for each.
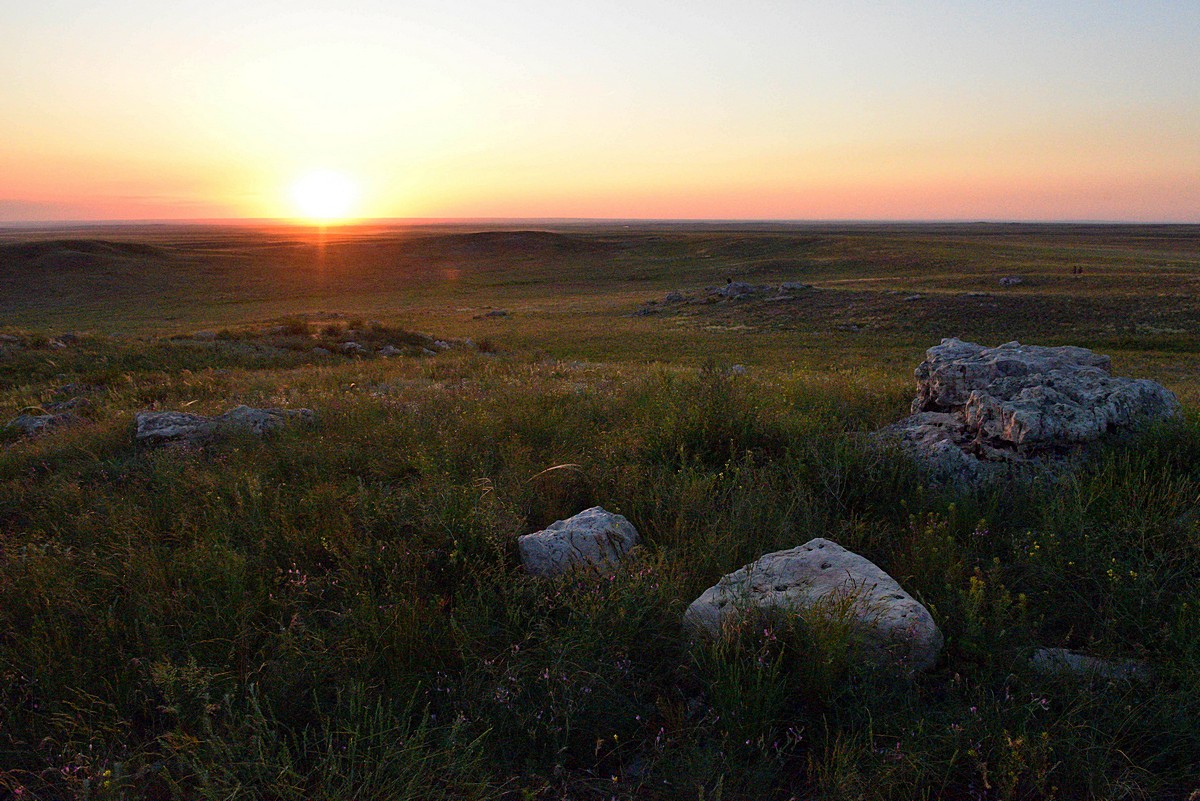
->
[684,538,942,673]
[518,506,641,577]
[879,338,1179,484]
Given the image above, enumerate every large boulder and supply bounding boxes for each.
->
[881,339,1179,483]
[684,538,942,673]
[518,506,641,578]
[136,406,314,446]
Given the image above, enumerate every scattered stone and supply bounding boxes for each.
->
[779,282,811,292]
[311,347,333,356]
[664,290,686,303]
[876,338,1180,484]
[7,412,83,437]
[1030,647,1150,682]
[999,276,1024,287]
[904,294,923,302]
[421,347,438,356]
[136,405,314,446]
[135,411,217,446]
[192,330,218,341]
[378,345,402,357]
[484,309,509,318]
[44,397,91,413]
[708,281,773,299]
[340,341,366,355]
[684,538,942,673]
[518,506,641,578]
[728,364,748,375]
[47,339,68,349]
[433,340,452,351]
[217,405,315,436]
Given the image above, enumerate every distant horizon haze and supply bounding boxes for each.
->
[2,1,1197,223]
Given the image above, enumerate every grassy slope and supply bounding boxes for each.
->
[1,224,1199,800]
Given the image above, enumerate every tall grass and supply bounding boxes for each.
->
[2,342,1198,799]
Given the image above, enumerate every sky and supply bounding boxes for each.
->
[1,0,1197,222]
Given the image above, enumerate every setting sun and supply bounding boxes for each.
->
[289,170,358,223]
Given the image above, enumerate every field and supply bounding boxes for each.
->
[1,222,1199,800]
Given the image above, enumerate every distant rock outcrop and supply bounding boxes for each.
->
[518,506,641,578]
[877,338,1179,483]
[684,538,942,673]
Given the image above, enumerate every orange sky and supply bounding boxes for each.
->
[1,1,1197,222]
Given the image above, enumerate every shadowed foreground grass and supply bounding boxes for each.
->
[2,340,1199,800]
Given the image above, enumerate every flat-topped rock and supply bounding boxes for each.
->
[685,538,942,673]
[135,411,216,445]
[136,405,314,446]
[7,412,84,437]
[1030,647,1149,682]
[518,506,641,578]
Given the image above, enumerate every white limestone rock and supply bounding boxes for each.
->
[684,538,943,673]
[518,506,641,578]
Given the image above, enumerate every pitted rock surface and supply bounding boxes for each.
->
[518,506,641,577]
[684,538,942,673]
[879,338,1179,483]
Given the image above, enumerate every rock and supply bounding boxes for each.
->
[878,339,1180,483]
[378,345,402,357]
[136,406,314,445]
[340,341,365,355]
[192,330,218,341]
[44,397,91,413]
[685,538,942,673]
[999,276,1024,287]
[433,340,452,351]
[518,506,641,578]
[217,405,314,435]
[7,412,83,437]
[1030,647,1149,682]
[421,347,437,356]
[912,338,1112,413]
[780,282,811,292]
[709,281,772,299]
[311,347,333,356]
[728,364,747,375]
[484,309,509,318]
[664,290,686,303]
[904,294,923,302]
[135,411,217,446]
[47,339,68,349]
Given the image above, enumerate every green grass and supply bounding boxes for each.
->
[1,223,1199,799]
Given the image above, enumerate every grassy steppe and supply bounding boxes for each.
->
[1,224,1199,799]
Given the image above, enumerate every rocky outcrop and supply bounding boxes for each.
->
[518,506,641,578]
[879,339,1180,483]
[136,405,314,446]
[684,538,942,673]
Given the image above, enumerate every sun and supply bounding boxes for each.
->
[289,169,359,223]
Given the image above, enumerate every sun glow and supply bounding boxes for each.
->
[289,170,359,223]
